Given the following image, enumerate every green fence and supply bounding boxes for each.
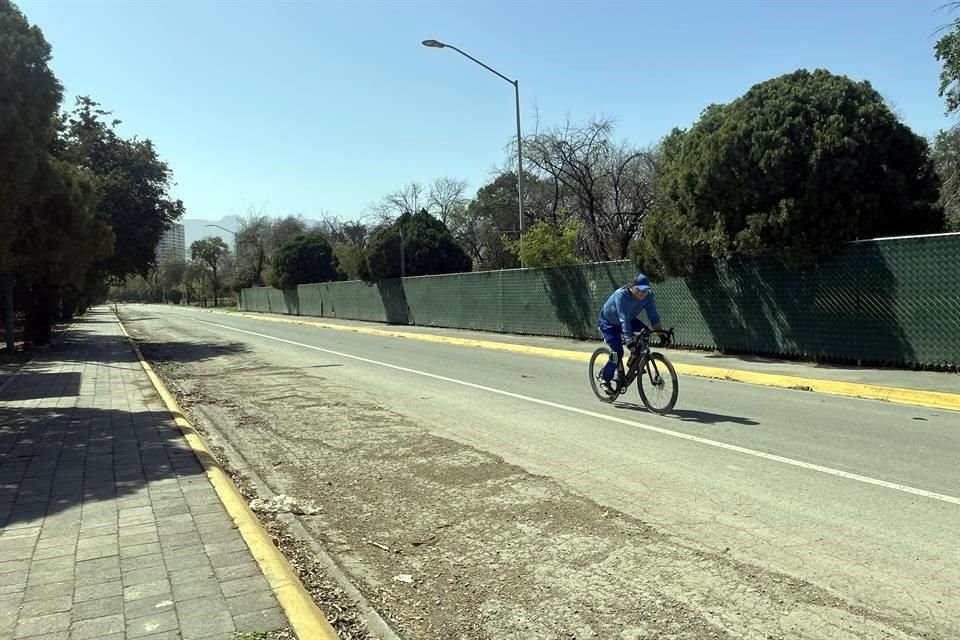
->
[237,287,299,316]
[238,233,960,368]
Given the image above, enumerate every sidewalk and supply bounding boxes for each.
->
[0,309,289,640]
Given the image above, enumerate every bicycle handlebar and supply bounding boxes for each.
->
[629,327,675,350]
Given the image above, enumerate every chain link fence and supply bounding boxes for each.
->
[239,233,960,368]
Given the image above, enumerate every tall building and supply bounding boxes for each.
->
[156,223,186,263]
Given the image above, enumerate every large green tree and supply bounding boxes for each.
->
[0,0,63,350]
[190,237,229,306]
[270,233,336,289]
[58,96,184,279]
[14,156,113,343]
[366,210,472,281]
[634,69,943,276]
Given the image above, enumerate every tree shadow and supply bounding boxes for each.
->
[45,323,251,366]
[680,245,915,367]
[543,266,594,338]
[0,404,205,527]
[281,289,300,316]
[134,340,251,364]
[542,263,633,338]
[377,279,410,325]
[0,371,81,401]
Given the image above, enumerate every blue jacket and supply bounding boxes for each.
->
[600,286,661,339]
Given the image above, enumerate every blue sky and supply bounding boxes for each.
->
[19,0,958,223]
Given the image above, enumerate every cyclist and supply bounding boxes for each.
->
[598,274,667,394]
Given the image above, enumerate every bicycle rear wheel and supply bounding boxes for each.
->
[589,347,620,403]
[638,352,678,414]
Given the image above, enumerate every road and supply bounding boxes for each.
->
[117,304,959,640]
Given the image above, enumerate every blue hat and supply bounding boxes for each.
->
[634,274,652,291]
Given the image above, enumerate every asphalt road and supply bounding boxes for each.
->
[122,304,960,638]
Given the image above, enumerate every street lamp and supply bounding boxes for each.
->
[421,39,525,267]
[205,224,237,254]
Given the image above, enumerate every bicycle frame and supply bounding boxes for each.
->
[617,347,650,388]
[615,332,669,391]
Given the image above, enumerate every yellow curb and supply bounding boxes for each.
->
[114,312,340,640]
[196,308,960,413]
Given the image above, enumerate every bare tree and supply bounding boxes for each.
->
[370,182,426,222]
[524,118,657,261]
[313,214,368,246]
[427,177,468,225]
[236,210,271,287]
[369,179,470,227]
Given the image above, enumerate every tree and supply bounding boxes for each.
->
[57,96,184,280]
[427,177,469,225]
[635,69,943,277]
[524,118,658,262]
[269,215,308,252]
[179,261,209,306]
[370,178,469,226]
[159,259,186,301]
[505,219,580,268]
[932,128,960,232]
[0,0,63,350]
[190,237,229,306]
[366,209,472,280]
[270,233,336,289]
[370,182,426,223]
[448,172,522,270]
[310,215,370,281]
[936,7,960,116]
[333,244,370,281]
[235,212,271,288]
[14,156,113,342]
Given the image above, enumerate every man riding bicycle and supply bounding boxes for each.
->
[598,274,667,394]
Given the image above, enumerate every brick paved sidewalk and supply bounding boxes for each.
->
[0,308,289,640]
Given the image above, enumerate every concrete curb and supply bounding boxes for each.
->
[114,310,340,640]
[207,308,960,413]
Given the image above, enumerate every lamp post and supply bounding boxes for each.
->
[421,39,524,267]
[205,224,237,254]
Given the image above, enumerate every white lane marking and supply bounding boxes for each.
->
[187,315,960,506]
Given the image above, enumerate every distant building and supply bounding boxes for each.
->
[156,223,186,263]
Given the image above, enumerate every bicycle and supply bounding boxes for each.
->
[589,328,679,414]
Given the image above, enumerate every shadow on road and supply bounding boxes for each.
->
[136,340,251,364]
[668,408,759,425]
[615,402,759,426]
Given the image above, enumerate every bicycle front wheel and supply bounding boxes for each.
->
[638,352,678,414]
